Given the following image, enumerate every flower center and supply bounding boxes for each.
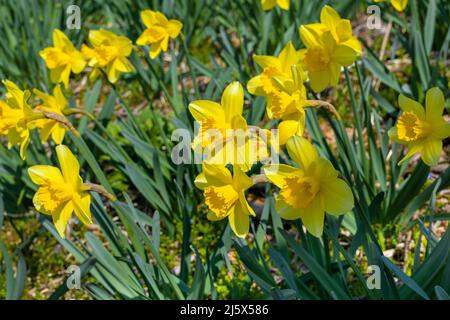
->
[36,181,74,213]
[147,26,167,43]
[269,90,296,119]
[397,112,429,142]
[280,175,319,209]
[304,46,330,72]
[204,185,238,218]
[260,66,280,94]
[94,45,118,66]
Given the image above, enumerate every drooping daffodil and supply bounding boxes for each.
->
[388,87,450,167]
[136,10,183,59]
[195,162,255,238]
[301,5,362,55]
[299,27,357,92]
[81,29,135,83]
[40,29,86,88]
[28,145,92,238]
[33,86,68,145]
[0,80,35,159]
[189,82,268,170]
[264,136,354,237]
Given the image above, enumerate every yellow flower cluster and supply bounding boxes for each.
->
[1,9,182,238]
[191,5,360,238]
[40,10,182,87]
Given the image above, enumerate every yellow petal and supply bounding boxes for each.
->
[56,145,80,186]
[391,0,408,12]
[53,29,75,50]
[141,10,156,28]
[398,94,425,118]
[72,193,92,226]
[221,82,244,122]
[398,141,423,165]
[299,199,324,237]
[53,201,74,239]
[228,202,249,238]
[28,165,64,185]
[309,69,330,92]
[51,124,66,145]
[264,164,300,188]
[286,136,319,170]
[167,20,183,38]
[299,25,320,48]
[247,75,266,96]
[320,5,341,30]
[332,45,357,66]
[207,211,224,221]
[278,120,302,145]
[261,0,277,11]
[275,198,300,220]
[425,87,445,123]
[202,162,233,186]
[188,100,224,122]
[321,178,354,215]
[277,0,290,10]
[278,41,300,73]
[420,138,442,167]
[253,55,280,69]
[232,165,253,190]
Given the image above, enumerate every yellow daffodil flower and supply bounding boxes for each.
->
[136,10,183,59]
[264,136,354,237]
[375,0,408,12]
[0,80,35,159]
[28,145,92,238]
[40,29,86,88]
[194,162,255,238]
[81,29,135,83]
[267,65,311,145]
[33,86,68,145]
[388,87,450,167]
[247,41,302,97]
[261,0,290,11]
[299,28,357,92]
[189,82,268,170]
[301,5,362,55]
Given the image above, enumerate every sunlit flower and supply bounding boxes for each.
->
[136,10,183,59]
[0,80,34,159]
[40,29,86,88]
[33,86,68,145]
[81,29,135,83]
[299,27,357,92]
[28,145,92,238]
[261,0,290,11]
[267,65,311,145]
[194,162,255,238]
[301,5,362,55]
[388,87,450,167]
[189,82,268,170]
[374,0,408,12]
[264,136,354,237]
[247,41,302,97]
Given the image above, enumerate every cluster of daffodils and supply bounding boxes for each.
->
[191,6,360,238]
[41,10,182,87]
[0,10,182,237]
[191,5,449,239]
[261,0,409,12]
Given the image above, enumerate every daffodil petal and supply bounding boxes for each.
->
[53,201,74,239]
[299,200,325,238]
[56,145,80,186]
[321,178,354,215]
[28,165,64,185]
[275,199,300,220]
[425,87,445,123]
[264,164,300,188]
[228,202,249,238]
[420,138,442,167]
[221,82,244,122]
[286,136,319,170]
[398,94,425,118]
